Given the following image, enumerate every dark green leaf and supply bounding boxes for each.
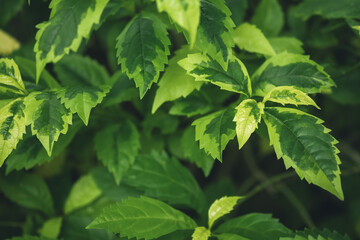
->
[169,91,212,117]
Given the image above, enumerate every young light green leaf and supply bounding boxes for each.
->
[268,37,304,54]
[192,227,211,240]
[0,99,26,166]
[0,58,27,95]
[24,91,72,156]
[116,12,170,98]
[94,121,140,185]
[192,107,237,161]
[64,174,102,214]
[57,85,110,125]
[233,99,263,150]
[216,233,249,240]
[156,0,200,47]
[208,196,243,229]
[87,196,197,240]
[39,217,62,239]
[0,173,54,216]
[123,151,207,213]
[178,53,251,96]
[263,86,319,109]
[34,0,109,80]
[233,23,276,56]
[0,30,20,56]
[252,53,335,96]
[251,0,284,37]
[214,213,292,240]
[263,107,343,200]
[169,91,212,117]
[152,47,202,113]
[195,0,235,70]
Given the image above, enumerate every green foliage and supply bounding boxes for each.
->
[208,196,243,229]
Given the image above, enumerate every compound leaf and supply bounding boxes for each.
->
[233,99,263,150]
[156,0,200,47]
[94,121,140,185]
[192,107,237,161]
[87,196,197,239]
[123,151,206,213]
[192,227,211,240]
[233,23,275,56]
[208,196,243,229]
[252,53,335,96]
[179,53,251,95]
[34,0,109,80]
[263,107,343,200]
[116,12,170,98]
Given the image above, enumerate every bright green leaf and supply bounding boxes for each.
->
[215,213,292,240]
[233,23,275,56]
[123,151,207,213]
[87,196,197,239]
[156,0,200,47]
[252,53,335,96]
[192,227,211,240]
[192,107,237,161]
[178,53,251,95]
[268,37,304,54]
[34,0,109,80]
[208,196,243,229]
[0,58,27,95]
[57,85,110,125]
[152,47,202,113]
[116,12,170,98]
[24,91,72,156]
[263,86,320,109]
[263,107,343,200]
[0,30,20,56]
[233,99,263,150]
[94,121,140,184]
[39,217,62,239]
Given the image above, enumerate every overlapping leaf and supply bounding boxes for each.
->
[34,0,109,80]
[208,196,243,229]
[268,37,304,54]
[193,227,211,240]
[87,196,197,239]
[252,53,335,96]
[179,53,251,95]
[192,107,237,161]
[116,12,170,98]
[263,107,343,199]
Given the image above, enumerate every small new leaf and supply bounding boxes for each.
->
[116,12,171,98]
[178,53,251,96]
[208,196,243,229]
[192,227,211,240]
[263,86,320,109]
[87,196,197,240]
[233,99,263,150]
[263,107,343,200]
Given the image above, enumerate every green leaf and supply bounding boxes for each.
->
[94,121,140,184]
[233,23,276,56]
[0,30,20,56]
[263,107,343,200]
[6,236,50,240]
[104,71,137,106]
[252,53,335,96]
[0,98,26,166]
[156,0,200,47]
[182,126,215,177]
[169,91,212,117]
[281,228,350,240]
[192,227,211,240]
[0,58,27,96]
[195,0,235,70]
[293,0,360,20]
[214,213,292,240]
[123,151,206,212]
[0,0,25,26]
[87,196,197,239]
[347,18,360,37]
[208,196,243,229]
[57,85,110,125]
[251,0,284,37]
[152,47,202,113]
[0,173,54,216]
[54,54,110,87]
[192,107,237,161]
[216,233,249,240]
[178,53,251,95]
[39,217,62,239]
[268,37,304,54]
[116,12,171,98]
[233,99,263,150]
[64,174,102,214]
[24,91,72,156]
[34,0,109,80]
[263,86,319,109]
